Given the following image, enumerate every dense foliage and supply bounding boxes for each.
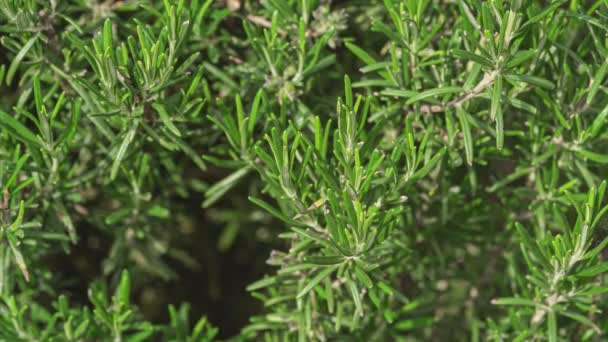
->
[1,0,608,340]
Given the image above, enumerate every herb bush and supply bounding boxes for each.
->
[1,0,608,340]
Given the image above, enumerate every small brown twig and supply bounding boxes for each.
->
[1,188,9,226]
[246,15,287,36]
[406,71,498,115]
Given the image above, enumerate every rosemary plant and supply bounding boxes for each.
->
[1,0,608,341]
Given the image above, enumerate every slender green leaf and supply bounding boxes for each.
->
[406,86,463,105]
[505,74,555,89]
[491,297,538,307]
[456,107,473,166]
[381,89,417,98]
[152,102,182,137]
[577,149,608,163]
[6,36,37,85]
[450,49,493,68]
[118,270,131,307]
[203,167,251,208]
[576,262,608,277]
[247,276,277,292]
[547,311,557,342]
[111,124,138,180]
[587,60,608,105]
[297,265,338,299]
[0,110,42,148]
[304,255,345,265]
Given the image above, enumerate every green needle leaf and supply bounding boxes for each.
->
[304,255,345,265]
[456,107,474,166]
[576,262,608,277]
[103,19,113,53]
[344,42,377,65]
[111,124,138,180]
[6,36,37,85]
[558,310,600,333]
[547,311,557,342]
[491,76,504,149]
[152,102,182,137]
[491,297,538,307]
[411,147,446,181]
[353,265,373,289]
[450,49,493,68]
[344,75,353,109]
[7,231,29,282]
[118,270,131,307]
[33,75,44,116]
[381,89,418,98]
[505,74,555,89]
[577,149,608,163]
[249,197,301,226]
[203,167,250,208]
[0,110,43,148]
[588,60,608,105]
[297,265,338,299]
[348,280,363,314]
[405,86,463,105]
[246,276,277,292]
